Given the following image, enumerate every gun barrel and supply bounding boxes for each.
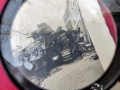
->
[26,36,33,38]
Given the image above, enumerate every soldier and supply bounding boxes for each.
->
[79,31,85,43]
[56,26,67,51]
[50,41,61,59]
[76,25,81,44]
[77,25,80,32]
[34,57,47,83]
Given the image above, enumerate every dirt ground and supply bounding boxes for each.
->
[41,57,104,90]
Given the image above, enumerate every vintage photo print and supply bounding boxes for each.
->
[0,0,116,89]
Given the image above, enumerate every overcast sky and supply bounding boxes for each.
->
[12,0,67,32]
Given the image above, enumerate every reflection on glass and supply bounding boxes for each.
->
[0,0,116,90]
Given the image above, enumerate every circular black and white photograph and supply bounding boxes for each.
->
[0,0,116,90]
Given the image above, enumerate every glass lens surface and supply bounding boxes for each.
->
[0,0,117,90]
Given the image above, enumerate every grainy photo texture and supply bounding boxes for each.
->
[0,0,115,90]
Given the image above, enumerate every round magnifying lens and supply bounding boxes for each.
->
[0,0,119,90]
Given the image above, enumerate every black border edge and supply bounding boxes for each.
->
[0,0,43,90]
[0,0,27,89]
[0,0,120,90]
[0,0,25,90]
